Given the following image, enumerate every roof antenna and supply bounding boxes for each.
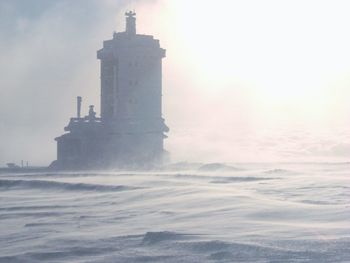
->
[125,10,136,35]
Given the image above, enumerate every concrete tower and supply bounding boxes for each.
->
[52,12,169,169]
[97,11,169,165]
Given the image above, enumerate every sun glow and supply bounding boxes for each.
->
[147,0,350,124]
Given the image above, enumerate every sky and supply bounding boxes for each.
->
[0,0,349,166]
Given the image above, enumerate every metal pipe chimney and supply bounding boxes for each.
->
[77,96,82,119]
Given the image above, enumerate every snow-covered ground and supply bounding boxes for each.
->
[0,163,349,262]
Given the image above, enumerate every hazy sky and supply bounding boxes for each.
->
[0,0,349,166]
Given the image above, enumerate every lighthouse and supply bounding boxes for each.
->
[53,12,169,169]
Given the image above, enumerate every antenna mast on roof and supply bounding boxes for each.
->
[125,10,136,35]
